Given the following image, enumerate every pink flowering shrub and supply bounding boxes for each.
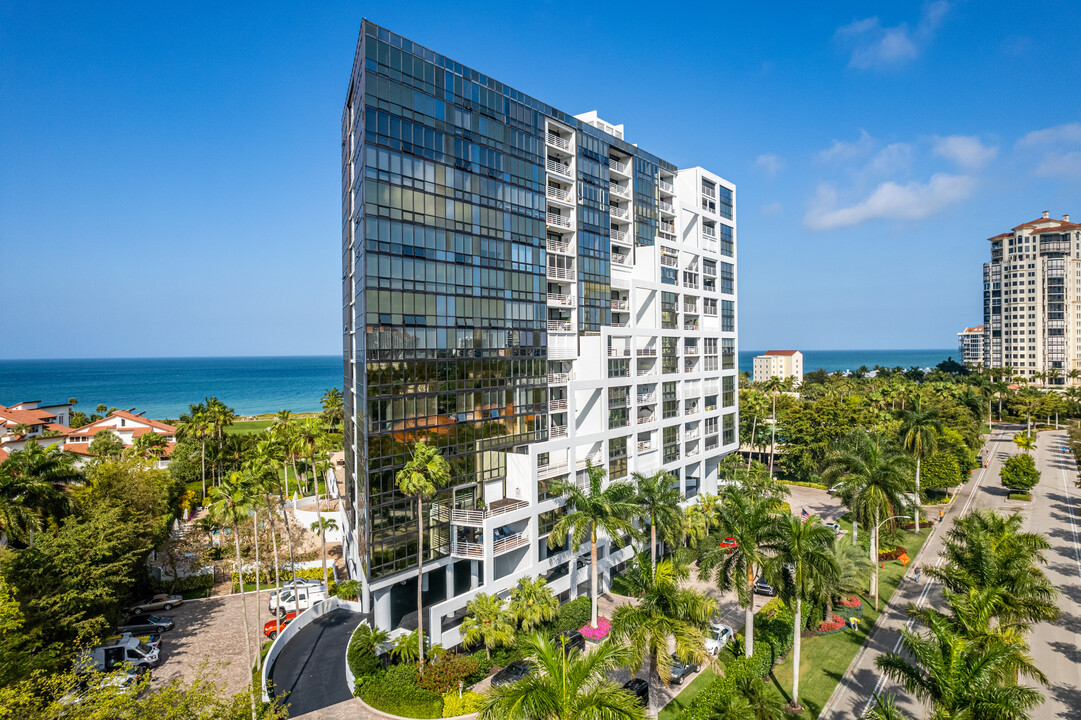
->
[579,617,611,642]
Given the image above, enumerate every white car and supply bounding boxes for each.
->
[269,584,327,617]
[824,522,841,533]
[703,622,734,656]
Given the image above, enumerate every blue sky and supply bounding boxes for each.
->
[2,1,1079,359]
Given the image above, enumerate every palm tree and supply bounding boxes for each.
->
[479,633,646,720]
[132,430,167,459]
[177,403,213,501]
[321,387,343,430]
[821,430,912,597]
[509,576,558,632]
[698,488,779,658]
[95,403,107,417]
[860,694,913,720]
[296,418,331,588]
[763,376,787,477]
[310,515,338,584]
[742,390,769,469]
[1012,431,1035,455]
[394,439,450,670]
[731,671,786,720]
[207,472,258,720]
[206,397,237,486]
[762,515,839,713]
[631,469,684,572]
[898,399,942,532]
[830,540,874,600]
[548,461,639,629]
[876,614,1044,719]
[460,593,516,660]
[245,441,291,638]
[0,441,75,545]
[610,554,715,718]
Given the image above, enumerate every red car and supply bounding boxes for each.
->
[264,612,297,639]
[718,537,739,553]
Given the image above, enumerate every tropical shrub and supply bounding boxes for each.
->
[578,616,610,642]
[416,655,480,695]
[337,579,362,600]
[782,480,829,490]
[813,614,846,635]
[358,664,443,719]
[1000,453,1040,491]
[551,596,591,634]
[441,690,485,717]
[878,545,904,561]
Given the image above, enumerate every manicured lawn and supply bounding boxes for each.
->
[658,669,718,720]
[765,525,932,717]
[227,419,274,435]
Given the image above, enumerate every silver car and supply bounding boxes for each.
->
[126,593,182,615]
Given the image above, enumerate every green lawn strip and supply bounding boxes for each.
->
[767,526,932,717]
[657,669,719,720]
[227,419,274,435]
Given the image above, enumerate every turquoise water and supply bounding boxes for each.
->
[0,350,953,419]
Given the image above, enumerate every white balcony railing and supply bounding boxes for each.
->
[637,414,656,424]
[493,531,530,556]
[704,306,718,316]
[703,266,717,277]
[450,538,484,559]
[611,319,630,327]
[610,229,629,244]
[547,319,572,332]
[609,396,630,408]
[610,183,629,197]
[546,133,570,150]
[546,213,572,229]
[683,304,698,313]
[659,201,674,213]
[610,206,629,220]
[658,179,674,193]
[546,185,572,202]
[538,458,570,477]
[547,292,575,306]
[612,254,631,266]
[547,238,571,254]
[547,265,575,281]
[636,348,657,356]
[549,398,568,411]
[660,224,677,235]
[550,425,568,438]
[609,368,631,378]
[685,429,700,440]
[608,347,631,357]
[661,256,678,267]
[548,372,572,385]
[547,159,572,176]
[684,347,699,355]
[637,440,653,451]
[636,393,656,404]
[611,299,629,311]
[610,159,629,175]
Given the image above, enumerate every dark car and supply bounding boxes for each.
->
[491,660,532,687]
[752,578,776,597]
[623,678,648,705]
[555,629,585,654]
[668,654,700,685]
[117,615,174,634]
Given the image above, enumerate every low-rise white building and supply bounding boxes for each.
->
[752,350,803,386]
[63,411,178,467]
[0,401,71,447]
[957,325,985,367]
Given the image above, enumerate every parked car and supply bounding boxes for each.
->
[703,622,734,656]
[117,615,174,634]
[824,522,841,534]
[718,537,739,552]
[126,593,182,615]
[270,585,327,617]
[491,660,532,686]
[105,632,161,650]
[668,654,700,685]
[555,629,585,654]
[264,612,298,639]
[752,578,776,596]
[622,678,648,705]
[77,637,159,673]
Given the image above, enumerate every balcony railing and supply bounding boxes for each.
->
[547,265,575,280]
[547,319,572,332]
[685,429,700,440]
[436,498,530,526]
[546,213,572,229]
[610,206,629,219]
[684,346,699,355]
[704,306,718,316]
[538,458,570,477]
[547,238,571,254]
[685,447,700,458]
[549,398,568,411]
[637,440,653,451]
[611,319,630,327]
[636,348,657,356]
[684,321,699,331]
[550,425,568,438]
[546,132,570,150]
[661,256,678,267]
[637,368,656,377]
[548,372,572,384]
[610,159,629,175]
[702,226,716,239]
[611,299,629,311]
[450,538,484,559]
[546,159,572,176]
[610,183,630,197]
[683,304,698,313]
[703,266,717,277]
[609,368,631,378]
[609,396,630,407]
[611,229,628,244]
[658,179,674,193]
[547,292,575,306]
[546,185,572,202]
[705,436,719,451]
[636,393,656,404]
[608,347,631,357]
[659,201,674,213]
[612,253,631,266]
[493,531,530,556]
[637,414,655,424]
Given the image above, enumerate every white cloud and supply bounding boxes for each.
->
[835,1,950,70]
[1016,123,1081,148]
[761,202,783,215]
[803,173,975,231]
[933,135,998,170]
[867,143,915,176]
[1035,151,1081,179]
[818,130,874,163]
[755,153,784,177]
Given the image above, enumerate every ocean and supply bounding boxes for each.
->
[0,349,953,420]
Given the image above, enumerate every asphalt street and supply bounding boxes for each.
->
[269,608,362,717]
[819,424,1081,719]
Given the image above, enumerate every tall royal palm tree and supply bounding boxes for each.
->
[244,440,292,637]
[822,430,912,596]
[509,576,559,632]
[698,487,780,658]
[763,376,787,478]
[177,403,213,501]
[207,472,258,720]
[394,439,450,670]
[206,397,237,486]
[762,515,839,713]
[898,399,942,532]
[321,387,343,430]
[876,612,1044,719]
[742,390,769,469]
[479,633,646,720]
[631,469,684,572]
[460,592,516,660]
[0,440,76,546]
[548,461,640,629]
[610,554,715,718]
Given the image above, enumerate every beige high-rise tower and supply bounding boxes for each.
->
[983,211,1081,383]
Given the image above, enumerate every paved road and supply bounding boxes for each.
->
[270,608,362,717]
[820,424,1030,719]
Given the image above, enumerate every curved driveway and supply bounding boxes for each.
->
[270,608,362,717]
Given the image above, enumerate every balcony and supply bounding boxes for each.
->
[437,497,530,526]
[610,205,629,220]
[685,429,700,440]
[705,436,719,451]
[550,424,568,439]
[636,348,658,356]
[704,306,718,316]
[547,292,575,307]
[661,256,678,267]
[546,132,571,151]
[549,398,568,412]
[611,229,629,245]
[609,395,630,408]
[547,237,572,254]
[683,304,698,314]
[703,266,717,277]
[612,253,631,267]
[450,538,484,559]
[493,530,530,556]
[658,179,674,193]
[637,367,656,377]
[659,201,675,214]
[610,159,630,176]
[547,265,575,281]
[546,159,572,177]
[538,457,569,478]
[637,414,655,424]
[611,299,629,311]
[548,372,573,384]
[610,182,630,198]
[608,367,631,378]
[608,347,631,357]
[685,447,700,458]
[683,321,699,331]
[637,440,653,452]
[546,213,572,229]
[702,227,716,239]
[546,185,573,203]
[611,319,630,327]
[684,346,699,355]
[547,319,572,332]
[636,393,656,404]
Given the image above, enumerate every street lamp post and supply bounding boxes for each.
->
[874,514,909,611]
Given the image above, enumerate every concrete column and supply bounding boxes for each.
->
[374,588,391,631]
[470,560,480,590]
[445,562,455,598]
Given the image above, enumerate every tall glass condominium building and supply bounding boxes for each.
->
[341,20,739,642]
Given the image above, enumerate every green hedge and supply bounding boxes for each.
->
[358,664,443,719]
[782,480,829,491]
[1008,492,1032,501]
[551,596,591,634]
[150,572,213,594]
[441,690,484,717]
[233,568,336,595]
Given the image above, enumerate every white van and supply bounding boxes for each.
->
[269,584,327,617]
[78,636,159,673]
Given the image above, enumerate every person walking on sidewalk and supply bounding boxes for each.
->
[914,565,921,583]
